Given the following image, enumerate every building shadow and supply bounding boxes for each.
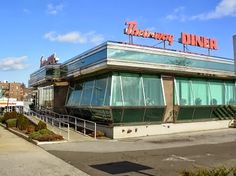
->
[90,161,155,176]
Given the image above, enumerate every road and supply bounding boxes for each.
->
[42,128,236,176]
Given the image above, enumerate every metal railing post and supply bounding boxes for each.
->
[75,118,77,131]
[83,121,86,135]
[94,123,96,139]
[67,124,70,141]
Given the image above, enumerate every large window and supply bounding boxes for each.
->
[67,83,83,106]
[121,73,144,106]
[142,75,164,106]
[111,74,123,106]
[80,81,94,105]
[91,77,108,106]
[192,79,208,105]
[175,77,236,105]
[66,75,111,107]
[66,73,165,107]
[111,73,165,106]
[38,85,54,108]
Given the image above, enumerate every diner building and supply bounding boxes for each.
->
[28,32,236,138]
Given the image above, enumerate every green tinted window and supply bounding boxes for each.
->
[175,78,193,105]
[104,76,111,106]
[67,84,83,106]
[111,74,123,106]
[80,81,94,105]
[175,77,236,106]
[91,78,107,106]
[121,73,144,106]
[225,82,236,104]
[192,79,209,105]
[209,80,224,105]
[143,75,164,106]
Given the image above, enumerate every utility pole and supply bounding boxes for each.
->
[6,82,10,112]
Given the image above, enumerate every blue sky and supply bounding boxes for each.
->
[0,0,236,85]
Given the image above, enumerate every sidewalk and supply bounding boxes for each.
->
[41,128,236,153]
[0,125,89,176]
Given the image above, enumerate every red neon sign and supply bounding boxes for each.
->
[40,54,58,68]
[180,32,217,50]
[124,21,174,45]
[124,21,218,51]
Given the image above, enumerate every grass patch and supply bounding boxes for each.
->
[180,166,236,176]
[6,118,17,128]
[29,129,63,141]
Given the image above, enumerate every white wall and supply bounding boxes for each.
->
[112,120,231,139]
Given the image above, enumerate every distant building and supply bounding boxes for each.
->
[0,81,32,101]
[0,81,24,101]
[0,81,32,113]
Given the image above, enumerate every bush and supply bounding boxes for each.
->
[180,166,233,176]
[6,118,17,128]
[89,130,105,138]
[17,114,30,130]
[36,121,47,131]
[38,128,54,135]
[37,134,63,141]
[26,125,36,134]
[1,111,19,123]
[29,129,63,141]
[29,131,41,140]
[0,116,3,123]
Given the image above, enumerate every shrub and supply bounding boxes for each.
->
[36,121,47,131]
[10,111,18,119]
[29,128,63,141]
[26,125,36,134]
[0,116,3,123]
[180,166,233,176]
[90,130,105,138]
[232,167,236,176]
[29,131,41,140]
[38,128,54,135]
[1,111,19,124]
[17,114,30,130]
[37,134,63,141]
[6,118,17,128]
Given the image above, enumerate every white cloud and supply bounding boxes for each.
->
[191,0,236,20]
[44,31,105,45]
[166,0,236,21]
[0,56,29,71]
[165,6,188,22]
[47,3,64,15]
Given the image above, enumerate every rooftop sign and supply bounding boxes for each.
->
[179,32,217,50]
[40,54,59,68]
[124,21,218,51]
[124,21,174,45]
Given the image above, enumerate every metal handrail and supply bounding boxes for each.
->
[32,108,96,139]
[24,110,70,141]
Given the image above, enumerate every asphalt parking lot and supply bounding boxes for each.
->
[42,128,236,176]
